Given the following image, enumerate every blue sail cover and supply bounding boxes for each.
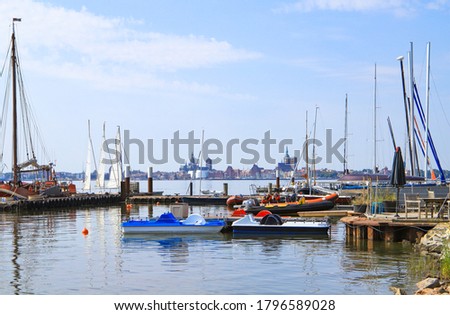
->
[413,83,446,184]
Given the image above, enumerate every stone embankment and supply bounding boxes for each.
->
[391,222,450,295]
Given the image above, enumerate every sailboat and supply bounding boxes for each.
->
[0,18,65,198]
[105,126,123,189]
[83,123,123,192]
[96,122,106,190]
[82,120,96,191]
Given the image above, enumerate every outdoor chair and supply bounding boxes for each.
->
[403,193,422,219]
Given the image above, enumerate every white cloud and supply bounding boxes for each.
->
[0,0,261,93]
[426,0,450,10]
[278,0,417,15]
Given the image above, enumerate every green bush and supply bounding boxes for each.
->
[441,242,450,280]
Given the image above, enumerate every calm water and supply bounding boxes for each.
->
[0,180,425,295]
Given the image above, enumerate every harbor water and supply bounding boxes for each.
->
[0,180,425,295]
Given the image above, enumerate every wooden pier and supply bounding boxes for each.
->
[0,193,122,211]
[341,214,443,242]
[127,194,234,205]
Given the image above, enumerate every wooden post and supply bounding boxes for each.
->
[148,167,153,195]
[276,170,280,191]
[367,226,374,240]
[124,165,131,196]
[223,183,228,196]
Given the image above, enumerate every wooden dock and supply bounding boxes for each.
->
[127,194,234,205]
[340,214,444,242]
[0,193,122,211]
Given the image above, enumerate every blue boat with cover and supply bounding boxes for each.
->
[121,212,225,234]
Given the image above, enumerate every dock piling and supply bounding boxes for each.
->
[148,166,153,194]
[275,170,280,191]
[223,183,228,196]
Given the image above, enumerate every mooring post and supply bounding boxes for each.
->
[189,182,193,196]
[276,170,280,191]
[124,165,131,196]
[223,183,228,196]
[148,166,153,195]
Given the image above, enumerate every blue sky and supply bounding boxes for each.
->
[1,0,450,174]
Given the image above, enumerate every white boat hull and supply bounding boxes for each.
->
[232,214,330,235]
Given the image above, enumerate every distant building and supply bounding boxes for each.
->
[249,164,263,179]
[179,152,210,179]
[277,147,298,178]
[224,166,236,179]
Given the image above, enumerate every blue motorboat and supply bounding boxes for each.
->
[121,212,225,234]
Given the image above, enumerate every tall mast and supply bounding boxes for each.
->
[408,43,417,176]
[305,110,310,194]
[199,129,204,194]
[373,63,377,174]
[343,94,348,174]
[312,106,318,186]
[11,18,21,185]
[424,42,431,179]
[397,55,414,176]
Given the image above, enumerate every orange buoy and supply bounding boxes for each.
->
[126,204,132,210]
[82,227,89,235]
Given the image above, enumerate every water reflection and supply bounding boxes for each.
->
[0,204,424,295]
[342,236,420,294]
[122,234,228,268]
[11,217,21,295]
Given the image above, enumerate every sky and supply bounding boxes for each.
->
[1,0,450,175]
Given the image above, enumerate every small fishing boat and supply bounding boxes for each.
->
[232,213,330,235]
[121,212,225,234]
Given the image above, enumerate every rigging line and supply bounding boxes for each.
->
[19,68,38,159]
[18,70,32,159]
[15,48,50,162]
[0,41,12,78]
[16,46,35,159]
[0,68,11,170]
[430,71,450,128]
[1,68,11,139]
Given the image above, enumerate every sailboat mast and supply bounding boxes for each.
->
[397,55,414,176]
[199,129,204,194]
[343,94,348,174]
[373,63,377,174]
[11,19,21,185]
[408,43,417,176]
[424,42,431,179]
[312,106,318,186]
[305,110,310,194]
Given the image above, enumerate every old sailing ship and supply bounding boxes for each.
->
[0,19,72,199]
